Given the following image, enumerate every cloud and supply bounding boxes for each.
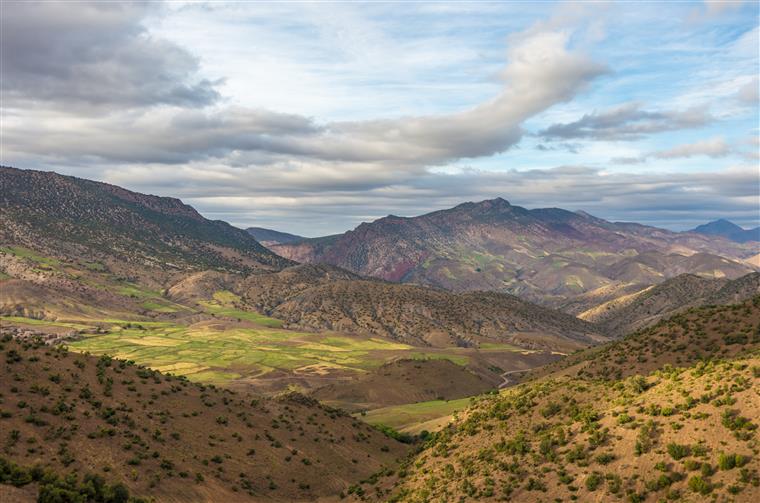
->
[736,77,759,104]
[652,137,731,159]
[539,103,714,141]
[0,2,220,111]
[3,22,606,168]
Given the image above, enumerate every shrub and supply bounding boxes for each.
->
[687,475,711,495]
[585,472,602,491]
[595,453,615,465]
[667,443,690,460]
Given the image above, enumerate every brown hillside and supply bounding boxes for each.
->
[579,273,760,337]
[311,359,495,412]
[0,166,291,273]
[0,334,408,502]
[269,198,757,306]
[530,295,760,382]
[382,356,760,502]
[257,277,605,350]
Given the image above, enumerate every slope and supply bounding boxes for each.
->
[369,298,760,502]
[580,272,760,337]
[247,227,306,247]
[0,334,408,502]
[0,166,291,273]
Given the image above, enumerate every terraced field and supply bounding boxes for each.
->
[3,315,414,383]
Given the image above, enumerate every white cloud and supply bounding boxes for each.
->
[737,77,760,104]
[652,137,731,159]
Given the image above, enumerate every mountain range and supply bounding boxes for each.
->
[261,198,758,309]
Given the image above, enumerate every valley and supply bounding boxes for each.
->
[1,166,758,502]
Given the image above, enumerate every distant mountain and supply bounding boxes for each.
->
[247,227,306,246]
[690,219,760,243]
[269,198,758,307]
[0,166,292,273]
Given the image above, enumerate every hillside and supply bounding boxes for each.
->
[311,359,495,412]
[262,280,603,350]
[363,299,760,502]
[531,295,760,381]
[0,166,291,274]
[268,198,758,307]
[166,264,604,351]
[691,219,760,244]
[384,355,760,502]
[579,272,760,337]
[0,334,409,502]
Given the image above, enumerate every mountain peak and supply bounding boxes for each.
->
[693,219,744,234]
[691,219,759,243]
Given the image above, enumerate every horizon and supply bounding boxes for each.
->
[2,1,759,235]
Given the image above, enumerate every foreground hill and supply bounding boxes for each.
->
[269,198,757,307]
[361,298,760,502]
[385,355,759,502]
[0,334,408,502]
[0,166,291,274]
[578,272,760,337]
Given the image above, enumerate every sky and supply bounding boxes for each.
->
[1,0,758,236]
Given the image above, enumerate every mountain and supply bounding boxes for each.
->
[691,219,760,243]
[0,334,408,502]
[0,166,292,274]
[170,264,605,351]
[247,227,306,247]
[368,297,760,502]
[268,198,758,307]
[577,272,760,337]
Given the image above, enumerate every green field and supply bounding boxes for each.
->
[359,397,474,433]
[63,321,412,384]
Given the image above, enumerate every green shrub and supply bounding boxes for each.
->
[667,443,690,460]
[687,475,711,495]
[585,472,602,491]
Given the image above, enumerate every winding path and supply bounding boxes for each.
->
[498,369,531,389]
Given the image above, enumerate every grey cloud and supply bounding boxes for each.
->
[4,27,606,168]
[539,102,714,141]
[1,2,220,110]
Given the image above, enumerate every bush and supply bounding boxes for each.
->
[585,472,602,491]
[687,475,711,495]
[667,443,690,460]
